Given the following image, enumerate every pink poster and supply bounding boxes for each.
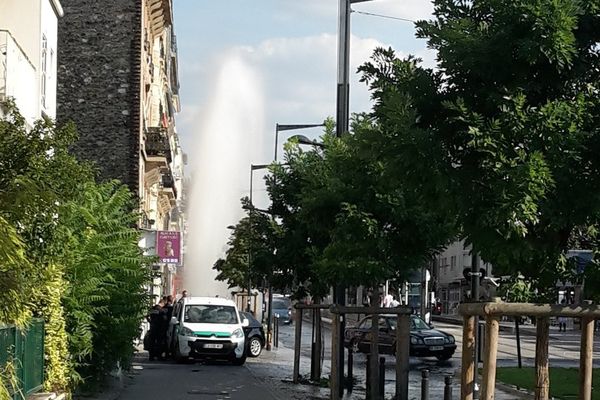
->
[157,231,181,264]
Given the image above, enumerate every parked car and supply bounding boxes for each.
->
[271,295,293,324]
[239,311,265,357]
[167,297,249,365]
[344,314,456,361]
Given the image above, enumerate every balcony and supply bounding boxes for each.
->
[145,126,172,168]
[159,169,177,204]
[148,0,172,34]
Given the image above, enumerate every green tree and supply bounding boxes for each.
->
[214,198,279,292]
[358,0,600,295]
[60,181,152,386]
[0,216,33,326]
[0,101,152,392]
[0,100,93,391]
[263,120,455,298]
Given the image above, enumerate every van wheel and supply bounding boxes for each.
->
[231,354,247,366]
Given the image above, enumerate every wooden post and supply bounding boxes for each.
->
[330,312,340,400]
[481,317,499,400]
[461,315,476,400]
[396,314,410,400]
[293,307,302,383]
[579,317,594,400]
[534,317,550,400]
[370,290,380,400]
[315,305,323,379]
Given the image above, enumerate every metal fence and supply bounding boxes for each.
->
[0,319,45,400]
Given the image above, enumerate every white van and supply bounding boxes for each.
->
[168,297,249,365]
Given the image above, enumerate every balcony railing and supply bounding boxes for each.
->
[145,127,172,163]
[160,169,177,199]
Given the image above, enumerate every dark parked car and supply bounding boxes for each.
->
[344,314,456,361]
[271,296,292,324]
[240,312,265,357]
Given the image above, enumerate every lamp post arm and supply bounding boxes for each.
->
[274,123,326,162]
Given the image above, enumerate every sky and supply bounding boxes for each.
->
[173,1,438,295]
[173,0,436,157]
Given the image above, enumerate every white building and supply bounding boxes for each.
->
[0,0,63,125]
[433,239,494,314]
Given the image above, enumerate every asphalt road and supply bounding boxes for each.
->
[118,358,283,400]
[113,319,599,400]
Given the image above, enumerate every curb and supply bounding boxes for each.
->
[28,394,67,400]
[494,381,535,399]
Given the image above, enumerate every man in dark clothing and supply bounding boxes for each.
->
[147,299,166,360]
[162,296,174,357]
[165,295,174,320]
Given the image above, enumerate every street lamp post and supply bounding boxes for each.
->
[275,123,326,162]
[269,123,325,351]
[249,164,270,313]
[335,0,374,395]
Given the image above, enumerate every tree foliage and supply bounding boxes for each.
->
[217,119,455,299]
[358,0,600,293]
[214,198,279,291]
[0,101,152,393]
[60,181,152,385]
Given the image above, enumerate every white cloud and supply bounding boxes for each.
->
[232,33,398,127]
[177,32,429,155]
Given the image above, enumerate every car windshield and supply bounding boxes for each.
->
[272,299,290,309]
[382,316,430,331]
[241,312,258,324]
[411,316,430,330]
[184,305,239,324]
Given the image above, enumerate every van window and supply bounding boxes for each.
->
[185,305,239,324]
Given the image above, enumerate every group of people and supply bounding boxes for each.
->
[381,293,401,308]
[146,291,187,361]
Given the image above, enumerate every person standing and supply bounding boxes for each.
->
[147,299,165,361]
[558,299,568,332]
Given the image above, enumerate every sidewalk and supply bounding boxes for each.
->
[432,314,586,339]
[284,318,531,399]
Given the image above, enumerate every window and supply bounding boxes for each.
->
[41,35,47,108]
[184,305,239,324]
[450,256,456,271]
[410,316,430,330]
[359,317,372,329]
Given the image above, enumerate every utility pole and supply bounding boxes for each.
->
[335,0,350,393]
[248,164,269,313]
[335,0,373,395]
[248,167,254,313]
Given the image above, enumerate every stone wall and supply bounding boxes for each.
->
[56,0,142,193]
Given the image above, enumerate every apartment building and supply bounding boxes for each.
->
[0,0,63,125]
[433,239,494,314]
[56,0,185,298]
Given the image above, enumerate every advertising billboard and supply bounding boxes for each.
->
[157,230,181,264]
